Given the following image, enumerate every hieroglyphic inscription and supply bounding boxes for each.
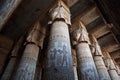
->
[76,43,99,80]
[13,44,39,80]
[48,43,69,67]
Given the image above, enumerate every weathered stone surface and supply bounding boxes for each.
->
[116,65,120,76]
[72,22,99,80]
[108,59,120,80]
[76,43,99,80]
[103,51,120,80]
[12,21,40,80]
[108,69,120,80]
[27,22,40,45]
[91,35,111,80]
[42,1,75,80]
[42,21,75,80]
[49,0,71,25]
[13,44,39,80]
[72,21,90,44]
[73,66,78,80]
[72,49,78,80]
[94,56,111,80]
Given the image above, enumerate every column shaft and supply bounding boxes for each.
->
[73,66,78,80]
[94,56,111,80]
[91,35,111,80]
[103,50,120,80]
[76,43,99,80]
[116,65,120,77]
[109,69,120,80]
[108,59,120,80]
[13,21,40,80]
[13,44,39,80]
[42,21,74,80]
[72,21,99,80]
[72,49,78,80]
[42,1,74,80]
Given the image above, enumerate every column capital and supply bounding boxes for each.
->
[72,21,89,46]
[49,0,71,25]
[90,35,103,56]
[26,21,41,47]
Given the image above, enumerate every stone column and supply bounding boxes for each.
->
[0,36,24,80]
[34,28,45,80]
[108,59,120,80]
[116,65,120,77]
[42,0,75,80]
[91,35,111,80]
[13,21,40,80]
[72,21,99,80]
[103,51,120,80]
[0,0,23,30]
[34,64,42,80]
[72,49,78,80]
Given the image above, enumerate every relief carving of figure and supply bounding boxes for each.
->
[48,43,69,67]
[62,45,68,66]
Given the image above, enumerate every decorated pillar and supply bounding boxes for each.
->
[116,65,120,78]
[1,36,24,80]
[72,49,78,80]
[108,59,120,80]
[103,51,120,80]
[91,35,111,80]
[42,0,75,80]
[34,64,42,80]
[72,21,99,80]
[13,21,41,80]
[34,28,45,80]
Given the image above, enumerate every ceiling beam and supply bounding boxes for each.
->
[86,17,103,31]
[89,23,110,38]
[98,32,120,52]
[110,49,120,59]
[80,7,100,25]
[102,44,120,53]
[115,58,120,64]
[71,0,94,18]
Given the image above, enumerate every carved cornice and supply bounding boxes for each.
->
[26,21,41,47]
